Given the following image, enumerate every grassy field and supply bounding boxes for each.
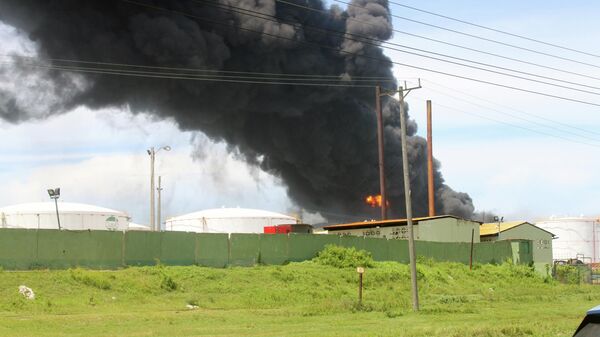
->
[0,257,597,337]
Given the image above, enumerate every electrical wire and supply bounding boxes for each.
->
[423,79,600,138]
[420,83,600,143]
[119,0,600,107]
[335,0,600,70]
[195,0,600,95]
[0,55,394,82]
[9,61,377,88]
[409,94,600,149]
[274,0,600,83]
[387,0,600,60]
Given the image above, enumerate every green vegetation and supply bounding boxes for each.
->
[0,255,598,336]
[313,244,375,268]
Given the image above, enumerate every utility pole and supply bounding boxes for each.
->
[148,147,156,231]
[375,86,387,220]
[148,145,171,231]
[157,176,163,232]
[426,100,435,217]
[382,80,422,311]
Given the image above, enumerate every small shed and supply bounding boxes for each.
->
[323,215,480,243]
[481,221,555,273]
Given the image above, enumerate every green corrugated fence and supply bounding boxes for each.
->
[0,228,530,270]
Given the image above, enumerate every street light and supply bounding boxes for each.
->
[147,146,171,231]
[47,188,61,230]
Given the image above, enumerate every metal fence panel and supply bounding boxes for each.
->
[159,231,196,265]
[258,234,289,265]
[0,229,38,269]
[387,239,409,263]
[229,234,260,266]
[288,234,339,261]
[195,233,229,267]
[124,231,162,266]
[36,230,122,269]
[363,237,390,261]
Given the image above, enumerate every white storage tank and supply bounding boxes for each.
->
[166,207,298,233]
[0,202,130,231]
[536,217,600,262]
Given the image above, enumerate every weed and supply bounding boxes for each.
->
[160,273,178,291]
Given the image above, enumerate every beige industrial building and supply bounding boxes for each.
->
[481,221,555,273]
[323,215,480,243]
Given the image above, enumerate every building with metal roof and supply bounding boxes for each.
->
[323,215,481,243]
[0,202,130,231]
[481,220,554,273]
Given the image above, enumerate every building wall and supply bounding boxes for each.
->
[327,217,480,243]
[328,225,420,240]
[418,218,480,243]
[498,224,553,274]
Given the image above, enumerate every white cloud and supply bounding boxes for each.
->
[0,108,292,225]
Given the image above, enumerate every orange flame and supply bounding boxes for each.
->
[365,195,383,208]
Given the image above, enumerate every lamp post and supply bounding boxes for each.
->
[47,188,61,230]
[147,146,171,231]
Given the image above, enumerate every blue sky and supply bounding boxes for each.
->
[1,1,599,224]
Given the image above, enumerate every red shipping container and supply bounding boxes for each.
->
[263,226,277,234]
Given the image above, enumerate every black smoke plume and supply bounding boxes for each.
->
[0,0,475,221]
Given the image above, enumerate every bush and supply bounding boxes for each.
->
[160,273,178,291]
[554,265,584,285]
[313,245,374,268]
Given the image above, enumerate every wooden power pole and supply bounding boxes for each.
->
[427,100,435,217]
[375,86,387,220]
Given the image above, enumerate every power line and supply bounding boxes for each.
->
[424,79,600,138]
[119,0,600,107]
[420,82,600,143]
[334,0,600,70]
[195,0,600,96]
[387,0,600,60]
[0,55,394,81]
[7,61,377,88]
[410,94,600,149]
[274,0,600,83]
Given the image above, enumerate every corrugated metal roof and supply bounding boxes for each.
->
[480,221,555,237]
[323,215,478,231]
[480,221,528,236]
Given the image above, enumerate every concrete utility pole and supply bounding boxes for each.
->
[148,146,171,231]
[157,176,163,231]
[426,100,435,217]
[382,80,422,311]
[375,86,387,220]
[148,147,156,231]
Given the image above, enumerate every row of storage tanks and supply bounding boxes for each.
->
[1,202,599,262]
[0,202,297,234]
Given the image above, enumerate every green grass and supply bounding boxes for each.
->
[0,260,597,336]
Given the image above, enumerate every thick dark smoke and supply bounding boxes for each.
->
[0,0,475,221]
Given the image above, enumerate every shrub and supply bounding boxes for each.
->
[313,245,374,268]
[554,264,584,285]
[160,273,178,291]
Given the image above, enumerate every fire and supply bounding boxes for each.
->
[365,195,383,208]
